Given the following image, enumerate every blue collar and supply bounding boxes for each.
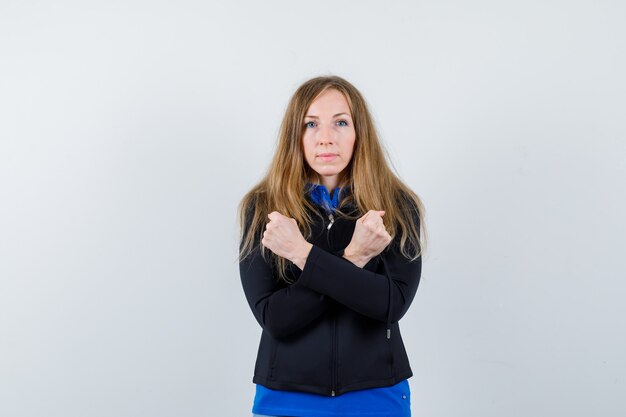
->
[305,183,344,213]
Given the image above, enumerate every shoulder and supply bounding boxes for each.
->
[388,187,423,257]
[239,190,267,249]
[241,190,267,223]
[395,188,421,223]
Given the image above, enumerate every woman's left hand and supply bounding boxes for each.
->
[262,211,313,269]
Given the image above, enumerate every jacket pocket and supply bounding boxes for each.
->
[269,341,278,379]
[386,325,395,376]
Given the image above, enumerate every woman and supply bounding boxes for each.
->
[238,75,427,417]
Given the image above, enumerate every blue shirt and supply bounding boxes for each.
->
[253,380,411,417]
[251,183,411,417]
[305,183,344,213]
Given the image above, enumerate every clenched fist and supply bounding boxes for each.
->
[343,210,392,268]
[262,211,313,270]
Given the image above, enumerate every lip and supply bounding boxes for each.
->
[317,153,338,162]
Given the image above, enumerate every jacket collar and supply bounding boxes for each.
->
[305,183,355,214]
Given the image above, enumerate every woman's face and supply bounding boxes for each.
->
[302,89,356,189]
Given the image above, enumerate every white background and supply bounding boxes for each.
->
[1,1,625,416]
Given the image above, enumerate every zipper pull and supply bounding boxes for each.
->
[327,213,334,230]
[331,390,336,397]
[387,328,391,339]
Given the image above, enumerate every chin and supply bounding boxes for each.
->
[315,168,342,176]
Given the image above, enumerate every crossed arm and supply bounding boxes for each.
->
[239,236,421,339]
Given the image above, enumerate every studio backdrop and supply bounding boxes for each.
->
[1,1,625,416]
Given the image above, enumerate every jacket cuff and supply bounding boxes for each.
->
[363,255,381,271]
[298,245,381,290]
[298,245,324,288]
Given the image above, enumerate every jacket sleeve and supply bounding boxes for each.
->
[239,241,331,339]
[296,232,422,324]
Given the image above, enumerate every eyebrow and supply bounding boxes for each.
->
[304,112,351,119]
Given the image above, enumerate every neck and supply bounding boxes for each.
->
[320,175,339,191]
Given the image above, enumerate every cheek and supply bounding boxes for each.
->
[345,133,356,157]
[302,136,315,162]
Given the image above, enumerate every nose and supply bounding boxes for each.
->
[317,124,335,145]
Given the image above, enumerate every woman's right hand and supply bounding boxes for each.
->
[343,210,392,268]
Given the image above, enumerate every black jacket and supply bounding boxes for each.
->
[239,192,422,396]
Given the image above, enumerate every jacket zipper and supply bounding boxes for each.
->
[326,208,337,396]
[331,316,337,396]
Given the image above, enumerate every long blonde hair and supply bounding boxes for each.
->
[238,75,427,282]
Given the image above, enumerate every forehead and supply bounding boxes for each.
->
[306,89,352,115]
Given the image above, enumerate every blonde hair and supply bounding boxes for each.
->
[238,75,427,282]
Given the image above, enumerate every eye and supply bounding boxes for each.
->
[305,121,317,129]
[337,120,348,127]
